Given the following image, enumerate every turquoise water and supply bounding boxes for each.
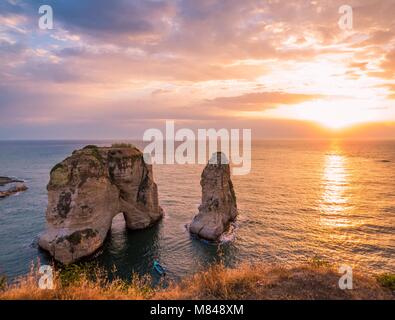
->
[0,140,394,282]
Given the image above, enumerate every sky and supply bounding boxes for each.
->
[0,0,394,139]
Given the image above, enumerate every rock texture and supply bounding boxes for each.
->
[189,152,238,241]
[38,145,163,264]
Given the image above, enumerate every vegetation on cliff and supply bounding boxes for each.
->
[0,261,393,300]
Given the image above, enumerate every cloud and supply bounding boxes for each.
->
[380,50,395,78]
[379,83,395,99]
[2,0,394,83]
[356,30,395,47]
[368,50,395,80]
[0,0,395,139]
[0,0,25,16]
[204,92,323,111]
[28,0,176,45]
[151,88,172,96]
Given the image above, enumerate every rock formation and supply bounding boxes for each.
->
[38,145,163,264]
[0,182,28,199]
[0,176,24,186]
[189,152,238,241]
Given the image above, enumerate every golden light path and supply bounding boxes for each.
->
[319,142,354,228]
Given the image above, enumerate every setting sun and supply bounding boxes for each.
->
[291,100,383,130]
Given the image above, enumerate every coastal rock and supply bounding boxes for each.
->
[0,176,24,186]
[0,182,28,199]
[189,152,238,241]
[38,145,163,264]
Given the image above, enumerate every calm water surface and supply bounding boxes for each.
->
[0,140,394,281]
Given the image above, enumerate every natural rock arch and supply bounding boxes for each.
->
[39,145,163,264]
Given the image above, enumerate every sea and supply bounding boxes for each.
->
[0,140,394,282]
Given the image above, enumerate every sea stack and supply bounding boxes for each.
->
[189,152,238,241]
[38,145,163,264]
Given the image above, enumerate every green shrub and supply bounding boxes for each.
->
[58,262,101,287]
[0,275,6,290]
[111,143,134,148]
[376,273,395,290]
[83,145,98,150]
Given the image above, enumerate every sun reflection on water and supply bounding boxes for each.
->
[319,143,355,228]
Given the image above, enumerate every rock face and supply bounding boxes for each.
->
[189,152,237,241]
[38,145,163,264]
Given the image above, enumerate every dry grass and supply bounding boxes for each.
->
[0,263,153,300]
[0,261,393,300]
[157,263,393,300]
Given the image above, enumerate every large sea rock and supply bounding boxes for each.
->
[189,152,238,241]
[38,145,163,264]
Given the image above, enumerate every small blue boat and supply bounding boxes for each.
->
[153,260,166,276]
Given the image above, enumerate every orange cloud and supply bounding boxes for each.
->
[1,0,395,139]
[204,92,323,111]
